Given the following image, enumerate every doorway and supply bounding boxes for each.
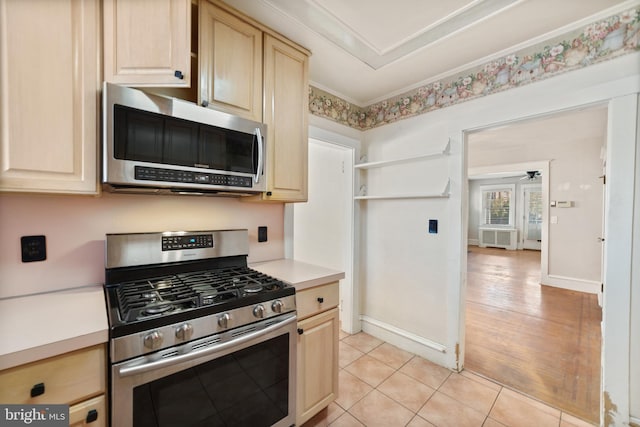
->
[463,106,606,423]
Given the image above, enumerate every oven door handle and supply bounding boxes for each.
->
[117,313,296,378]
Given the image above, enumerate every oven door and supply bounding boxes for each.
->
[111,313,296,427]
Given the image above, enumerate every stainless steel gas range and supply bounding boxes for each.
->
[104,229,296,427]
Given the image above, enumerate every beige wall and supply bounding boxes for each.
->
[0,193,284,299]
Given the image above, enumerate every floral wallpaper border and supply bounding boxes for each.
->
[309,7,640,131]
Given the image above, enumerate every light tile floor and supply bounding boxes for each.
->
[302,331,596,427]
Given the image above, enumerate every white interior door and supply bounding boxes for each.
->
[291,139,355,332]
[522,184,542,250]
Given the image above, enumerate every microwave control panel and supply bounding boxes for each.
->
[135,166,252,188]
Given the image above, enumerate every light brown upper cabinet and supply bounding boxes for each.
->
[0,0,100,194]
[200,1,309,202]
[198,1,263,122]
[103,0,191,87]
[261,35,309,202]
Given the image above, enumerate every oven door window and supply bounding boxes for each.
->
[132,334,289,427]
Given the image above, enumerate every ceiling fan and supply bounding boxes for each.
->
[521,170,541,181]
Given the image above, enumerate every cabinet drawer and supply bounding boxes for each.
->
[297,282,339,320]
[0,344,106,405]
[69,395,107,427]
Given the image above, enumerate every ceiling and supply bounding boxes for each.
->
[224,0,632,105]
[467,105,608,178]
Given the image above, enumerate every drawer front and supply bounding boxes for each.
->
[0,344,106,405]
[297,281,339,320]
[69,395,107,427]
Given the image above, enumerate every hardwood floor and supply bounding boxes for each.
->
[464,246,602,424]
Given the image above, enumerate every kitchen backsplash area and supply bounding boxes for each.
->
[0,193,284,299]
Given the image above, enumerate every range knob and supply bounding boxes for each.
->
[218,313,231,328]
[143,331,163,350]
[271,300,284,313]
[175,323,194,341]
[253,304,265,318]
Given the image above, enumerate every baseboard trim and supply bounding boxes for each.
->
[630,415,640,427]
[468,239,479,246]
[543,274,600,294]
[360,315,450,367]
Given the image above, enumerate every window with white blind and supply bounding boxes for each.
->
[480,184,515,227]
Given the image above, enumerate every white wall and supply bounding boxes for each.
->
[631,98,640,421]
[0,193,284,299]
[350,52,639,423]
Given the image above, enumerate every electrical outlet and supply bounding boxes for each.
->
[21,235,47,262]
[258,226,268,242]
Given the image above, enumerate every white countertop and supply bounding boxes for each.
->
[251,259,345,290]
[0,285,109,370]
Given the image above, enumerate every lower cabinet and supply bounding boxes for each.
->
[69,395,107,427]
[0,344,107,426]
[296,282,339,425]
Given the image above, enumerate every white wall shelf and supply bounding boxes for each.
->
[354,139,451,200]
[355,139,450,170]
[355,180,450,200]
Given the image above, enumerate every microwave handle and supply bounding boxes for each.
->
[254,127,263,184]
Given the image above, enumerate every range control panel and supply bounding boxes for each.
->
[162,234,214,251]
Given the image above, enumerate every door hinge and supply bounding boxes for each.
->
[601,283,604,293]
[599,175,606,184]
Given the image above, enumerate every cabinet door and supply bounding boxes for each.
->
[69,395,106,427]
[103,0,191,87]
[263,35,309,202]
[0,345,106,405]
[199,2,262,122]
[0,0,99,194]
[297,307,339,425]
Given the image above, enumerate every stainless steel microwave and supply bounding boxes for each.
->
[102,83,267,196]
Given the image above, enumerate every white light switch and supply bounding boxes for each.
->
[551,216,558,224]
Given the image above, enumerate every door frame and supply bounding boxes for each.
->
[458,95,637,426]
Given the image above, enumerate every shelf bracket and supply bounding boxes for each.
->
[442,138,451,155]
[441,179,451,197]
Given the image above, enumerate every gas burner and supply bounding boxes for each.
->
[142,304,174,316]
[243,285,263,294]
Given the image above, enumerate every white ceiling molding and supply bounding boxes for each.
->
[228,0,639,104]
[264,0,521,69]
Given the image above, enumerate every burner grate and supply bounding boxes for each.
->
[115,267,285,322]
